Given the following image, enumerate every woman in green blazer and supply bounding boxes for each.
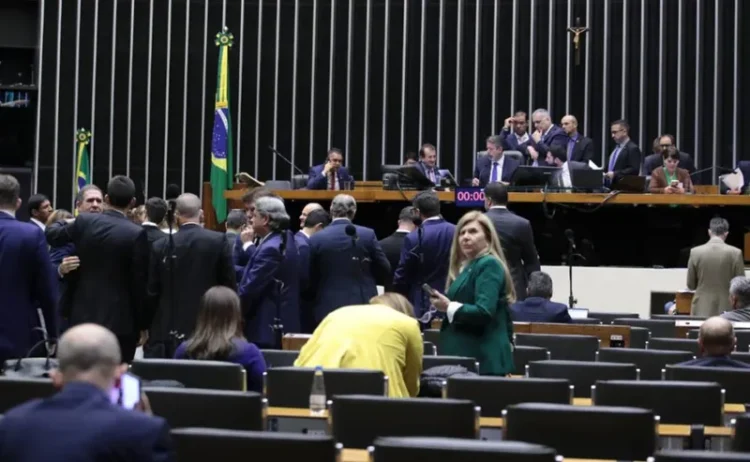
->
[429,211,516,375]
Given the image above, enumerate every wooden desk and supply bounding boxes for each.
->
[573,398,745,414]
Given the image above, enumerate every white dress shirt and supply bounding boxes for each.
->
[30,217,45,231]
[560,162,572,188]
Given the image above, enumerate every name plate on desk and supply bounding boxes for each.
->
[455,187,485,208]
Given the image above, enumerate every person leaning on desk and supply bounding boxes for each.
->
[648,146,693,194]
[427,211,515,376]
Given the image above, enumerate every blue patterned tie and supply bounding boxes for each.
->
[608,146,622,171]
[490,162,499,183]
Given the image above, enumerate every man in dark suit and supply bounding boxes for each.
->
[142,197,170,246]
[233,188,278,270]
[298,202,323,229]
[393,193,455,318]
[46,175,149,362]
[379,206,417,291]
[605,119,642,183]
[0,323,174,461]
[238,196,300,348]
[484,182,540,300]
[546,145,589,189]
[147,194,236,357]
[27,193,52,231]
[526,108,569,165]
[498,111,532,153]
[472,135,521,187]
[510,271,571,323]
[413,143,443,184]
[307,148,355,190]
[295,208,330,333]
[678,317,750,368]
[0,174,58,364]
[224,209,246,248]
[561,115,594,164]
[642,134,696,176]
[309,194,391,326]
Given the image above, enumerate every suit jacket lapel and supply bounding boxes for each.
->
[448,258,479,299]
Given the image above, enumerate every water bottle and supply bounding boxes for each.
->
[309,366,326,415]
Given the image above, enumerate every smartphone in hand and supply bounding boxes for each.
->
[422,283,437,296]
[111,372,142,410]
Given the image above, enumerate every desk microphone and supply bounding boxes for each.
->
[268,145,306,176]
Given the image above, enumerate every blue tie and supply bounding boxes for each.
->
[608,146,622,171]
[490,162,499,183]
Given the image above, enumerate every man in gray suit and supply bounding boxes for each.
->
[687,218,745,317]
[720,276,750,322]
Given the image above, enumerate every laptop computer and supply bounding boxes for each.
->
[612,175,647,193]
[571,169,604,191]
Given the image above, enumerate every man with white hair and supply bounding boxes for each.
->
[308,194,391,327]
[526,108,568,165]
[238,196,300,348]
[721,276,750,322]
[147,193,235,357]
[0,324,174,460]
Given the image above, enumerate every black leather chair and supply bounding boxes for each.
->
[571,318,602,325]
[730,352,750,365]
[0,377,56,413]
[652,315,707,321]
[445,376,571,417]
[423,355,478,373]
[597,348,693,381]
[291,174,309,190]
[613,318,676,338]
[503,402,657,460]
[527,360,638,398]
[647,338,700,355]
[593,380,723,425]
[171,428,337,462]
[515,334,599,362]
[587,311,639,324]
[260,349,299,368]
[423,341,437,356]
[651,450,750,461]
[130,359,246,391]
[264,180,293,190]
[372,437,558,462]
[513,346,550,375]
[666,365,750,403]
[264,367,387,407]
[736,331,750,351]
[422,330,440,351]
[330,395,478,449]
[630,326,650,349]
[145,387,265,431]
[732,413,750,452]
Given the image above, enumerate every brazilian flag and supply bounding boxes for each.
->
[210,28,235,223]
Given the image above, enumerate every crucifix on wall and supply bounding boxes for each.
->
[567,17,589,66]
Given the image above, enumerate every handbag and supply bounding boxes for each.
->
[418,365,477,398]
[2,337,58,379]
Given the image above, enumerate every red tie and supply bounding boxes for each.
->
[328,172,335,190]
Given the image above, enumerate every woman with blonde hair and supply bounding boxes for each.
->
[295,293,423,397]
[428,211,515,375]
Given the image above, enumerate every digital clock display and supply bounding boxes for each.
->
[454,187,485,208]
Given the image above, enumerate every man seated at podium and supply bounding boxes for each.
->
[472,135,521,187]
[306,148,355,190]
[510,271,572,323]
[413,143,443,184]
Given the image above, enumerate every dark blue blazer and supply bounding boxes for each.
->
[510,297,572,323]
[232,234,255,281]
[678,356,750,369]
[238,231,300,347]
[294,231,311,289]
[474,155,521,187]
[0,382,174,462]
[306,164,355,190]
[308,219,391,325]
[393,218,456,317]
[413,161,442,183]
[533,125,569,156]
[499,128,532,153]
[0,213,57,362]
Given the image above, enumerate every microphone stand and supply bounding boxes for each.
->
[166,202,184,358]
[565,238,585,309]
[268,146,306,176]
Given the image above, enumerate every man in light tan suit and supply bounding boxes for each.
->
[687,218,746,317]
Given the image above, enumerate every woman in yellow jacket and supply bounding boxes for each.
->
[294,293,423,397]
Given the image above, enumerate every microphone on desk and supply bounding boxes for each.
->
[268,145,306,176]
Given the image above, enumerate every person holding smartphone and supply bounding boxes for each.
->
[427,211,516,376]
[306,148,355,190]
[648,146,693,194]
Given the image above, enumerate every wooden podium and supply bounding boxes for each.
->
[675,291,694,315]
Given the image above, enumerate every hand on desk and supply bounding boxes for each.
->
[605,172,615,179]
[727,187,742,195]
[471,178,480,187]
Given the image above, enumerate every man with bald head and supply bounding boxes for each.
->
[560,115,594,164]
[678,317,750,368]
[299,202,323,229]
[526,108,568,165]
[0,324,174,461]
[147,193,235,357]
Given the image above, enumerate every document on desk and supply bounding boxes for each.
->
[721,170,744,190]
[588,160,602,170]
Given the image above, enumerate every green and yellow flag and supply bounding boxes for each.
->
[210,27,235,223]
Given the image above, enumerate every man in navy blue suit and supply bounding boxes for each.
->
[413,144,443,184]
[308,194,391,326]
[510,272,571,323]
[472,135,521,187]
[238,196,300,348]
[498,112,532,153]
[0,174,58,364]
[307,148,355,190]
[232,188,279,274]
[393,192,455,319]
[0,323,174,461]
[295,208,329,333]
[526,108,569,165]
[678,317,750,368]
